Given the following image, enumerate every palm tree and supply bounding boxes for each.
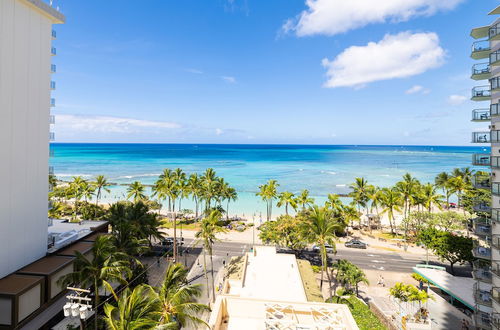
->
[127,181,147,203]
[296,189,315,210]
[201,168,218,211]
[435,172,452,209]
[154,263,209,328]
[421,183,444,213]
[194,210,227,303]
[300,206,340,299]
[452,167,474,184]
[325,194,343,213]
[224,186,238,220]
[380,188,402,234]
[81,180,95,203]
[349,178,371,228]
[369,187,384,230]
[103,284,163,330]
[187,173,203,219]
[93,175,111,207]
[277,191,297,215]
[58,235,131,330]
[173,168,187,211]
[256,180,279,221]
[448,175,468,210]
[70,176,86,217]
[396,174,420,244]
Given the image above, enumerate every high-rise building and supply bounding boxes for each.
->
[470,5,500,329]
[0,0,64,279]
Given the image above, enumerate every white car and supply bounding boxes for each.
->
[312,244,335,253]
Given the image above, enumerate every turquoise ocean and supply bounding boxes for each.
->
[50,144,490,217]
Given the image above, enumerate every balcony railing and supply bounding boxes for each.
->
[492,313,500,329]
[473,260,493,283]
[474,284,493,307]
[50,98,55,107]
[474,218,492,236]
[473,245,492,259]
[474,202,491,213]
[472,86,492,100]
[51,47,56,56]
[49,132,55,141]
[493,104,500,117]
[493,183,500,196]
[51,29,56,39]
[492,51,500,65]
[472,132,491,143]
[49,115,55,124]
[472,174,491,189]
[473,40,490,52]
[476,313,492,329]
[491,25,500,40]
[492,77,500,91]
[493,209,500,223]
[473,109,491,121]
[50,81,56,90]
[493,130,500,143]
[473,153,491,166]
[51,64,56,73]
[49,166,54,175]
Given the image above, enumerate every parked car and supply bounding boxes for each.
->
[160,237,184,246]
[344,239,367,249]
[312,244,335,253]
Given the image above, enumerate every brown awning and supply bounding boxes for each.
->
[56,241,93,257]
[16,256,74,276]
[82,231,105,242]
[0,274,44,296]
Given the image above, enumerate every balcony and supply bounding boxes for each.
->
[472,173,491,189]
[472,62,491,80]
[493,130,500,143]
[50,98,55,107]
[473,154,491,166]
[49,166,54,175]
[492,313,500,329]
[51,29,56,39]
[474,202,492,213]
[51,64,56,73]
[472,131,491,143]
[474,218,492,237]
[493,156,500,168]
[473,244,492,259]
[49,132,55,141]
[491,24,500,41]
[473,109,491,122]
[476,311,492,329]
[472,40,491,59]
[492,77,500,92]
[472,86,492,101]
[493,104,500,117]
[50,81,56,90]
[493,209,500,224]
[473,261,493,283]
[51,47,56,56]
[474,283,493,307]
[49,115,55,125]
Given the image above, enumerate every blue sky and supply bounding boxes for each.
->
[52,0,499,145]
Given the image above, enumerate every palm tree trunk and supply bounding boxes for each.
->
[173,213,177,262]
[285,203,289,216]
[94,279,99,330]
[227,200,230,220]
[195,196,199,219]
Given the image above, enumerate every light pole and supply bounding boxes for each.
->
[62,287,92,330]
[252,212,256,248]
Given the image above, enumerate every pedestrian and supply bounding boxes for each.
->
[222,260,226,267]
[157,258,160,267]
[377,275,383,286]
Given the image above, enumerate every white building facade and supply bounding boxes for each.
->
[0,0,64,279]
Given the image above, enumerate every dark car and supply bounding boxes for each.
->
[345,240,367,249]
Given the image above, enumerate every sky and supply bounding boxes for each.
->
[51,0,500,145]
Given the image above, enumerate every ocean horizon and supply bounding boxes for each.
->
[50,143,489,217]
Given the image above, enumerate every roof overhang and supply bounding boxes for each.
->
[18,0,65,24]
[471,26,490,39]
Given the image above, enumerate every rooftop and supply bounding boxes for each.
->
[18,0,65,23]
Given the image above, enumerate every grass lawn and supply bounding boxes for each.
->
[160,219,201,231]
[330,296,387,330]
[297,259,324,302]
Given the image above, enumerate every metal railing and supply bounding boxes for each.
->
[493,130,500,143]
[51,64,56,73]
[473,260,492,283]
[473,40,491,53]
[493,183,500,196]
[50,81,56,90]
[473,62,490,76]
[473,154,491,166]
[50,98,55,107]
[473,109,491,121]
[51,29,57,39]
[475,310,492,328]
[491,25,500,39]
[473,245,492,258]
[493,104,500,117]
[472,132,491,143]
[492,313,500,329]
[474,203,491,213]
[472,174,491,189]
[472,86,492,98]
[492,77,500,90]
[49,115,55,124]
[51,47,56,55]
[492,51,500,65]
[49,132,55,141]
[474,218,492,236]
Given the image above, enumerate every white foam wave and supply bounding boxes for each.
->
[335,184,346,187]
[115,173,160,180]
[56,173,92,178]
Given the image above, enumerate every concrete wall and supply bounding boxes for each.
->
[0,0,54,278]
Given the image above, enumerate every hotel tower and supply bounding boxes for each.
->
[0,0,64,279]
[471,4,500,329]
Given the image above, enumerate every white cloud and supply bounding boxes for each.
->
[185,68,203,74]
[447,94,467,105]
[56,114,181,134]
[321,32,445,88]
[215,128,224,135]
[405,85,430,94]
[221,76,237,83]
[284,0,464,36]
